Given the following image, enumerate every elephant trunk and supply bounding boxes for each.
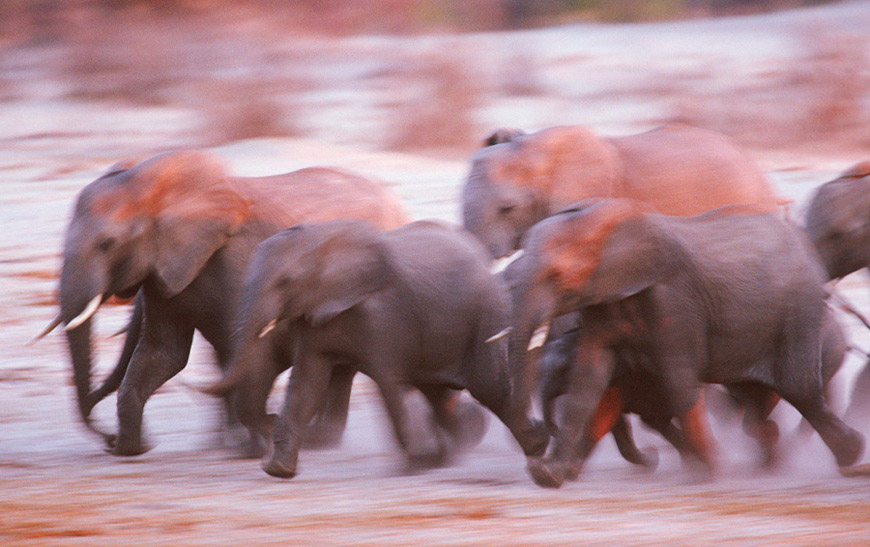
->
[204,291,284,398]
[59,254,108,432]
[508,279,557,415]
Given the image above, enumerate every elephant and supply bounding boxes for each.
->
[538,306,851,476]
[805,161,870,282]
[804,160,870,423]
[462,123,783,260]
[50,149,412,456]
[506,198,864,488]
[206,219,549,479]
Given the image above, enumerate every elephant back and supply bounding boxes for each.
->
[608,124,782,216]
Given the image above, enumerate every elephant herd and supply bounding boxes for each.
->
[40,123,870,488]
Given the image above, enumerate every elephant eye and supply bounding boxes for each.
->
[498,204,516,215]
[97,237,116,252]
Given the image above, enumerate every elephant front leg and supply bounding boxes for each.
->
[527,342,615,488]
[113,310,194,456]
[263,354,334,479]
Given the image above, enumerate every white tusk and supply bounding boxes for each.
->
[27,314,63,345]
[485,327,512,343]
[110,324,129,338]
[527,323,550,351]
[258,318,277,339]
[490,249,524,274]
[64,294,103,331]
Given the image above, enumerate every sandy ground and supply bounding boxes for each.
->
[3,3,870,546]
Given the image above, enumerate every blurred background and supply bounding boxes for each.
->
[1,0,867,161]
[3,2,870,545]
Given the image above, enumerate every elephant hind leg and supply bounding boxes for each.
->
[781,392,865,467]
[730,383,781,469]
[612,417,659,471]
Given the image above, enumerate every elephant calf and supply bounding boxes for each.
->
[507,199,864,488]
[208,220,548,479]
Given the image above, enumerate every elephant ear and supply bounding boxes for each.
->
[136,151,251,297]
[306,233,392,328]
[488,126,622,212]
[546,199,665,302]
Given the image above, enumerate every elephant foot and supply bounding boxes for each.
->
[634,446,660,472]
[521,419,551,458]
[262,459,297,479]
[447,400,490,452]
[527,457,566,489]
[403,450,451,475]
[682,455,716,484]
[833,428,865,468]
[109,435,152,457]
[564,458,586,482]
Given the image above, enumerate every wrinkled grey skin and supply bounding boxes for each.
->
[59,151,408,457]
[805,161,870,423]
[210,220,548,479]
[508,200,864,488]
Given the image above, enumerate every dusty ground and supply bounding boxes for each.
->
[3,2,870,546]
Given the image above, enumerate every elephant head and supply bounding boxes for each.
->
[207,220,391,396]
[805,161,870,280]
[504,199,669,406]
[56,150,251,429]
[462,126,622,259]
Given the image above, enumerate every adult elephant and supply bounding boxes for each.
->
[462,123,783,259]
[50,150,410,456]
[507,199,864,488]
[206,220,548,479]
[805,160,870,422]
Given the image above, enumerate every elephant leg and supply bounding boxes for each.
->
[844,358,870,425]
[113,310,194,456]
[781,391,865,468]
[526,340,615,488]
[611,416,659,471]
[643,417,690,460]
[86,290,144,418]
[263,354,334,479]
[375,378,439,474]
[305,364,356,450]
[419,386,489,456]
[565,385,626,480]
[675,390,717,477]
[777,311,864,467]
[730,383,781,468]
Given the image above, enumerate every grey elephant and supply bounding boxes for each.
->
[207,220,549,479]
[462,123,783,259]
[506,198,864,488]
[49,150,411,456]
[805,160,870,424]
